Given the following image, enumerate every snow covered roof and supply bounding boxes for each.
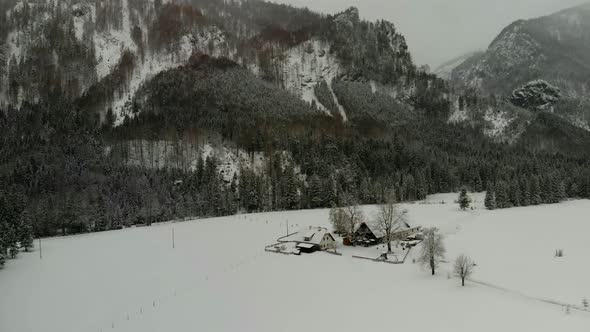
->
[355,222,385,239]
[296,243,316,249]
[355,221,415,239]
[287,227,335,245]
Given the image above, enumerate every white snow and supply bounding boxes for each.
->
[327,78,347,121]
[448,98,469,123]
[7,30,23,61]
[483,107,512,138]
[122,139,268,181]
[2,193,590,332]
[112,35,194,123]
[93,0,137,81]
[281,39,342,116]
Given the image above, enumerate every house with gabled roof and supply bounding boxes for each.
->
[353,222,384,247]
[293,226,336,253]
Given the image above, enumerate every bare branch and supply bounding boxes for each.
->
[418,227,446,275]
[453,254,475,286]
[372,190,407,252]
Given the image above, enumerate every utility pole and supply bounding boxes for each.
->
[172,228,175,249]
[39,238,42,260]
[286,220,289,236]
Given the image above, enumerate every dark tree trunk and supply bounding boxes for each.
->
[387,241,391,253]
[430,257,435,275]
[462,277,465,286]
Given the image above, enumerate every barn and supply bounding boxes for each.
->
[353,223,422,247]
[353,222,384,247]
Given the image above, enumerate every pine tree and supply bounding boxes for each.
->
[282,164,299,210]
[472,172,483,192]
[569,183,579,198]
[530,177,542,205]
[520,178,531,206]
[404,174,416,201]
[495,181,509,209]
[207,172,224,216]
[323,176,337,207]
[0,220,7,259]
[229,173,239,213]
[557,181,566,202]
[509,181,521,207]
[7,226,19,259]
[458,188,471,210]
[415,170,427,200]
[540,176,555,204]
[19,211,34,252]
[195,156,205,187]
[484,185,496,210]
[308,174,324,208]
[359,178,372,204]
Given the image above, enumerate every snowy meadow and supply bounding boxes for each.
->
[1,193,590,332]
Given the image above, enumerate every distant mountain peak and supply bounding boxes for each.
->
[448,3,590,143]
[333,6,360,29]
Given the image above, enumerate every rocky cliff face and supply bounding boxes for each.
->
[510,80,561,111]
[0,1,421,123]
[0,0,437,172]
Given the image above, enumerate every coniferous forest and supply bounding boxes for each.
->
[1,0,590,266]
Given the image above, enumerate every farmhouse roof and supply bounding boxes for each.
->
[298,227,334,245]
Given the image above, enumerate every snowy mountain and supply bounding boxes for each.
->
[452,3,590,97]
[1,0,589,238]
[448,3,590,145]
[0,0,233,119]
[434,51,482,80]
[0,1,425,122]
[0,0,436,176]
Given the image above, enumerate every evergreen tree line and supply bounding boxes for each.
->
[0,189,34,267]
[0,0,589,257]
[484,173,579,210]
[2,92,590,245]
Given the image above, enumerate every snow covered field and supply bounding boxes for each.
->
[1,194,590,332]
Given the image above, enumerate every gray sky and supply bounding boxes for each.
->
[271,0,589,68]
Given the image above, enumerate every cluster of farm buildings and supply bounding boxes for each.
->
[277,222,422,255]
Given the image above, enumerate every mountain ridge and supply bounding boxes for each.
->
[0,0,589,238]
[448,2,590,143]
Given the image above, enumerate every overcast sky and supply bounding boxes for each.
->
[271,0,589,68]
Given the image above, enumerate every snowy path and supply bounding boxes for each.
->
[466,276,590,314]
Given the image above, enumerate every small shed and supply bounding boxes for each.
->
[296,242,318,253]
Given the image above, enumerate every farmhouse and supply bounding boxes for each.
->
[293,227,337,253]
[353,222,422,247]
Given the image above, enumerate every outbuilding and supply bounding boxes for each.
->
[353,222,385,247]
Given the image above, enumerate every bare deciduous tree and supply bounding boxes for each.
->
[329,205,347,235]
[338,192,364,243]
[418,227,446,275]
[453,254,475,286]
[372,191,407,252]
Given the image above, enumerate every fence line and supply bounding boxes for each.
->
[351,246,414,265]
